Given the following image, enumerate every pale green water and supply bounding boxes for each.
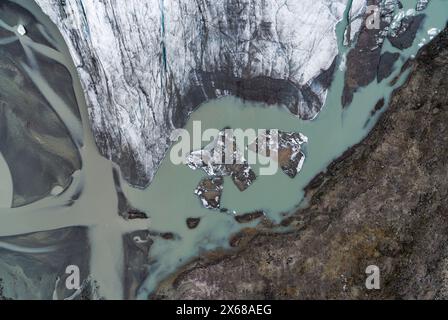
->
[0,153,12,207]
[0,0,446,299]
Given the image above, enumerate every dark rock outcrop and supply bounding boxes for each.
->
[388,14,425,50]
[377,52,400,82]
[194,177,224,210]
[186,218,201,229]
[343,0,424,107]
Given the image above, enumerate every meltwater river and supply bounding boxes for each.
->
[0,0,447,299]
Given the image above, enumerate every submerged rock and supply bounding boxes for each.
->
[160,233,175,240]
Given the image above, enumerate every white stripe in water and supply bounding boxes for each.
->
[0,153,12,209]
[0,241,57,254]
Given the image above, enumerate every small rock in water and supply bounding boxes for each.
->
[125,209,148,220]
[194,176,224,210]
[161,232,175,240]
[234,211,264,224]
[186,218,201,229]
[17,24,26,36]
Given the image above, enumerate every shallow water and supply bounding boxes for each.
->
[0,153,12,207]
[0,0,446,299]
